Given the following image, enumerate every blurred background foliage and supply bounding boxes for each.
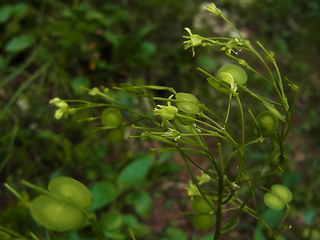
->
[0,0,319,239]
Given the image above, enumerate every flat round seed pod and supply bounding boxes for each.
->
[48,177,93,209]
[30,195,84,232]
[217,64,247,85]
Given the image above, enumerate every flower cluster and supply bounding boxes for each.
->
[49,98,75,119]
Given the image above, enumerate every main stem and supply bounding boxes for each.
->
[205,152,224,240]
[214,168,224,240]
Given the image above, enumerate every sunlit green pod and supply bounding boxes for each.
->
[193,213,216,231]
[176,92,198,103]
[100,108,123,129]
[256,111,278,136]
[158,106,178,121]
[192,196,213,213]
[271,184,293,203]
[175,92,200,114]
[48,177,93,209]
[30,195,84,232]
[263,192,285,210]
[217,64,247,85]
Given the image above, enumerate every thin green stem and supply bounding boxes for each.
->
[87,215,105,240]
[234,94,245,183]
[129,228,137,240]
[220,14,243,39]
[178,147,217,212]
[198,113,239,148]
[246,43,282,99]
[0,226,29,239]
[224,94,232,127]
[231,198,274,234]
[273,205,290,237]
[225,52,272,84]
[239,86,281,106]
[214,162,224,240]
[3,183,24,202]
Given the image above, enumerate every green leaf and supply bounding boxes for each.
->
[104,231,126,240]
[222,218,239,233]
[200,235,214,240]
[99,211,123,231]
[122,214,151,237]
[71,77,90,94]
[283,171,302,188]
[197,56,216,72]
[5,34,35,53]
[303,207,317,225]
[13,4,29,20]
[166,227,188,240]
[0,5,13,23]
[88,181,119,211]
[117,154,153,188]
[126,191,151,218]
[253,225,267,240]
[261,209,284,228]
[103,31,123,48]
[135,41,156,64]
[157,152,172,164]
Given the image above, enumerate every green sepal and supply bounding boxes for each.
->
[143,132,175,145]
[207,77,231,95]
[263,102,285,122]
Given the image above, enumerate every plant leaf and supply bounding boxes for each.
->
[117,154,153,188]
[88,181,119,211]
[222,218,239,233]
[5,34,35,53]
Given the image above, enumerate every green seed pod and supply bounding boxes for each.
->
[29,195,84,232]
[256,111,278,137]
[177,112,196,125]
[106,127,125,143]
[264,185,292,210]
[217,64,247,85]
[271,185,293,204]
[175,92,200,114]
[192,196,212,213]
[270,148,282,165]
[263,192,285,210]
[193,213,216,231]
[157,105,178,121]
[143,131,174,145]
[101,108,123,129]
[48,177,93,209]
[176,92,198,103]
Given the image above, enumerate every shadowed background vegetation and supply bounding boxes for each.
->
[1,0,319,239]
